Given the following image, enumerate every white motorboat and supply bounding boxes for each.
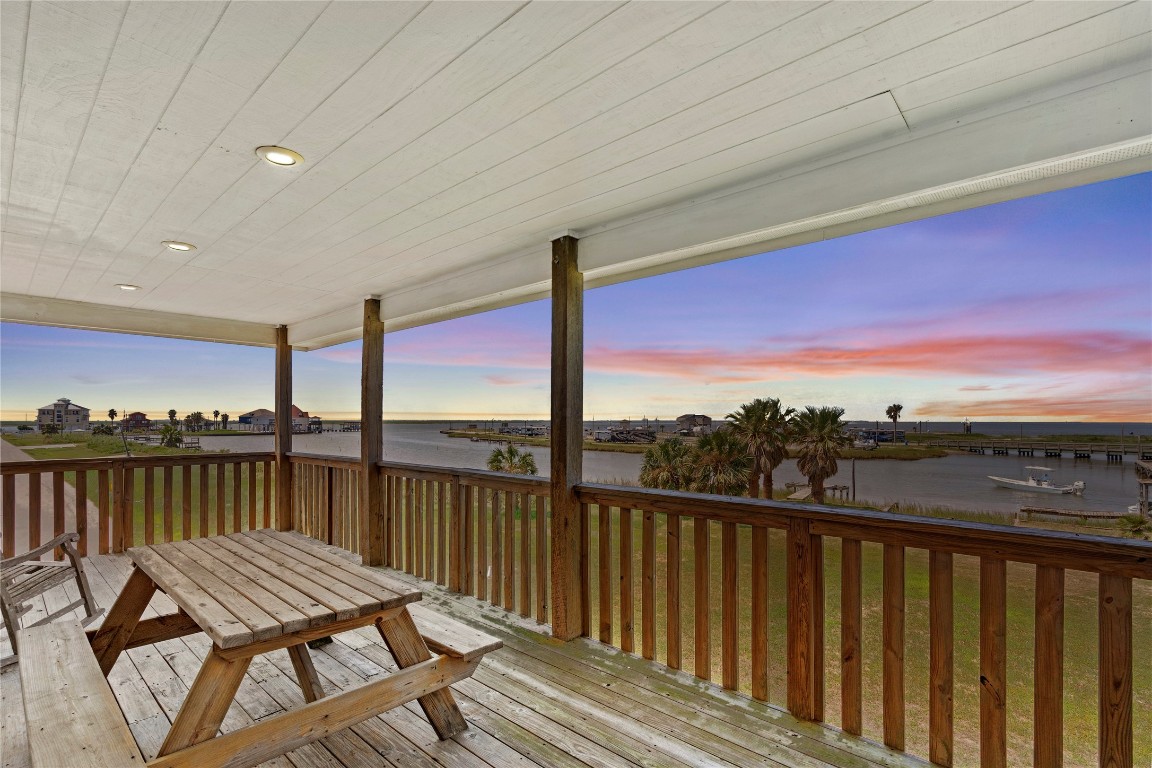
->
[988,466,1085,495]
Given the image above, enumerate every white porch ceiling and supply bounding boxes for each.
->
[1,1,1150,349]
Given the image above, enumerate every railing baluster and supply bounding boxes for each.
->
[579,501,589,634]
[144,467,155,545]
[75,471,88,556]
[99,468,110,554]
[490,489,502,604]
[111,463,124,553]
[520,491,531,617]
[52,472,65,556]
[428,481,438,582]
[786,518,822,720]
[263,460,272,528]
[232,462,242,534]
[751,525,769,701]
[883,543,905,750]
[598,505,612,644]
[438,481,448,586]
[2,474,15,558]
[620,506,634,654]
[413,478,424,578]
[841,538,862,731]
[536,494,548,624]
[721,521,738,689]
[120,466,133,550]
[450,476,463,593]
[641,508,655,661]
[503,490,514,612]
[28,472,41,552]
[181,465,192,542]
[930,550,954,766]
[248,461,258,532]
[980,557,1007,768]
[1034,565,1063,768]
[463,484,475,596]
[694,516,710,681]
[162,466,173,542]
[667,513,681,670]
[1099,573,1132,768]
[476,487,488,600]
[215,462,225,535]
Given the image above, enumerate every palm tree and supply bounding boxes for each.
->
[168,409,178,426]
[727,398,794,498]
[108,408,118,425]
[689,429,751,497]
[213,409,220,429]
[486,444,538,475]
[791,406,852,503]
[220,413,230,430]
[639,438,692,491]
[885,403,903,444]
[188,411,206,432]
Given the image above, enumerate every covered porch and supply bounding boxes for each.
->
[1,2,1150,766]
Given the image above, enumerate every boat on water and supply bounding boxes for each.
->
[988,466,1085,495]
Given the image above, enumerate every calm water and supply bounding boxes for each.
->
[199,423,1145,517]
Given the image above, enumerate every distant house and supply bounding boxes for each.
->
[122,412,151,431]
[676,414,712,435]
[238,408,276,432]
[37,398,90,432]
[237,405,314,433]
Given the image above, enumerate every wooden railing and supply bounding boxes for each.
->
[288,455,553,625]
[1,453,277,558]
[575,483,1149,768]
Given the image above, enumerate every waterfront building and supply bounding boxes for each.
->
[121,412,151,431]
[35,398,89,432]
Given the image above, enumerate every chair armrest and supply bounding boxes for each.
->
[1,532,80,569]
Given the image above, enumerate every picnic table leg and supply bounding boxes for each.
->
[376,610,468,739]
[89,566,156,676]
[288,643,326,702]
[159,648,252,756]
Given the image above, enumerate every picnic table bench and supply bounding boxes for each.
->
[18,529,500,768]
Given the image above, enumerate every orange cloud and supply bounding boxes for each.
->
[586,331,1149,381]
[917,394,1151,422]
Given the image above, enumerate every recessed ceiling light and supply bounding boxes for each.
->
[162,240,195,251]
[116,284,141,291]
[256,145,303,166]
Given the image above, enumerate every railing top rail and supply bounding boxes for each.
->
[287,452,361,469]
[0,451,276,475]
[577,482,1152,579]
[378,459,551,492]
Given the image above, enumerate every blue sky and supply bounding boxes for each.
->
[2,173,1150,422]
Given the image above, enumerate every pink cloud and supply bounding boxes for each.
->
[918,394,1151,422]
[483,374,545,387]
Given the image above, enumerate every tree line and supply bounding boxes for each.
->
[641,398,858,503]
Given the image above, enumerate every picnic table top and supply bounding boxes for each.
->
[127,529,419,649]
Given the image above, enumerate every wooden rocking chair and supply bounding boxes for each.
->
[1,532,103,667]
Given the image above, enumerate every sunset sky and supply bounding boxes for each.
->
[2,173,1150,424]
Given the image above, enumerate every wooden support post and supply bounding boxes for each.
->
[361,298,385,566]
[274,325,293,531]
[786,518,823,721]
[550,234,583,641]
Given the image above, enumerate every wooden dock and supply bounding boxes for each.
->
[926,439,1152,461]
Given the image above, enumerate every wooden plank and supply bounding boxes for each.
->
[883,543,905,751]
[549,233,583,641]
[598,506,612,645]
[693,516,709,681]
[407,603,502,661]
[980,557,1007,768]
[275,324,294,533]
[1098,573,1132,768]
[147,655,478,768]
[840,538,861,734]
[130,547,254,649]
[721,521,737,690]
[360,301,384,564]
[19,620,145,767]
[929,550,954,766]
[667,513,681,670]
[641,508,655,661]
[619,507,633,654]
[1034,565,1063,768]
[201,464,211,538]
[449,477,463,592]
[464,484,475,595]
[190,538,329,625]
[376,609,468,739]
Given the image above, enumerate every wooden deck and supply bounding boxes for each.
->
[2,552,923,768]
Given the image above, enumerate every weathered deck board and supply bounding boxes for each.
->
[1,553,924,768]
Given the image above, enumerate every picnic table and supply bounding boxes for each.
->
[56,529,500,768]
